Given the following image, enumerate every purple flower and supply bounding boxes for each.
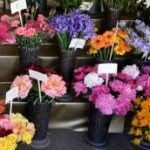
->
[73,81,87,96]
[143,66,150,74]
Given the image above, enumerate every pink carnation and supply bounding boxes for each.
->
[73,81,87,96]
[11,75,32,99]
[41,74,66,98]
[95,94,116,115]
[37,14,45,21]
[1,14,10,22]
[74,72,85,81]
[11,20,20,27]
[24,28,36,37]
[15,27,25,35]
[110,79,123,92]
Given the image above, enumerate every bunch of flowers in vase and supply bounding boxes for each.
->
[119,19,150,67]
[48,9,95,100]
[129,66,150,148]
[0,99,35,150]
[10,65,67,147]
[0,13,56,72]
[73,64,138,149]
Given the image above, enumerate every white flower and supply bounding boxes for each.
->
[84,72,104,88]
[122,64,140,79]
[136,85,143,91]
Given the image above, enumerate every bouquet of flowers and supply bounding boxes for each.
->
[88,28,131,60]
[129,66,150,145]
[0,13,56,47]
[49,9,95,51]
[10,65,67,103]
[119,19,150,61]
[0,99,35,150]
[73,64,138,115]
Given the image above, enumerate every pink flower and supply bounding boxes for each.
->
[14,14,19,19]
[41,74,66,98]
[73,81,87,96]
[37,14,45,21]
[5,33,16,44]
[110,79,123,92]
[24,28,36,37]
[95,94,116,115]
[11,20,20,27]
[74,72,85,81]
[1,14,10,22]
[15,27,25,35]
[23,13,30,17]
[114,96,132,115]
[10,75,32,99]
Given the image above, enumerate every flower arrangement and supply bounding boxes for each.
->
[0,99,35,150]
[73,64,137,115]
[88,28,131,60]
[128,66,150,145]
[49,9,95,51]
[0,13,56,47]
[119,19,150,61]
[10,65,67,103]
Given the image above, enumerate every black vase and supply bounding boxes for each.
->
[87,103,112,149]
[103,5,121,30]
[19,47,39,73]
[26,102,51,148]
[140,141,150,150]
[59,50,77,101]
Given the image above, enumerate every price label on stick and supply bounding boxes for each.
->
[10,0,27,14]
[29,70,48,82]
[80,2,93,11]
[98,63,118,86]
[6,86,18,115]
[29,70,48,103]
[69,38,86,50]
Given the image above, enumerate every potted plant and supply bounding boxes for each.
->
[49,9,95,100]
[0,13,56,72]
[73,64,138,149]
[0,99,35,150]
[10,65,67,148]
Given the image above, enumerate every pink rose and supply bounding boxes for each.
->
[11,75,32,99]
[24,28,36,37]
[41,74,66,98]
[15,27,25,35]
[11,20,20,27]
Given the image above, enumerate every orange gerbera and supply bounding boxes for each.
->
[90,35,105,49]
[114,45,126,55]
[103,31,115,47]
[0,99,5,114]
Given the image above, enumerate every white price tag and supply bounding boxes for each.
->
[98,63,118,74]
[29,70,48,82]
[80,2,93,11]
[6,87,18,103]
[10,0,27,14]
[69,38,86,49]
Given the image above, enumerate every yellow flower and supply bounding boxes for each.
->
[133,138,141,145]
[0,137,6,144]
[21,132,32,144]
[135,129,142,136]
[146,134,150,142]
[114,45,126,55]
[131,117,139,127]
[7,133,17,144]
[89,48,99,54]
[129,128,135,134]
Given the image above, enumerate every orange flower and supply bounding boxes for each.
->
[114,45,126,55]
[129,128,135,134]
[90,35,105,49]
[135,129,142,136]
[0,99,5,105]
[113,28,128,39]
[146,134,150,142]
[134,97,141,105]
[103,31,115,47]
[131,117,139,127]
[0,105,5,114]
